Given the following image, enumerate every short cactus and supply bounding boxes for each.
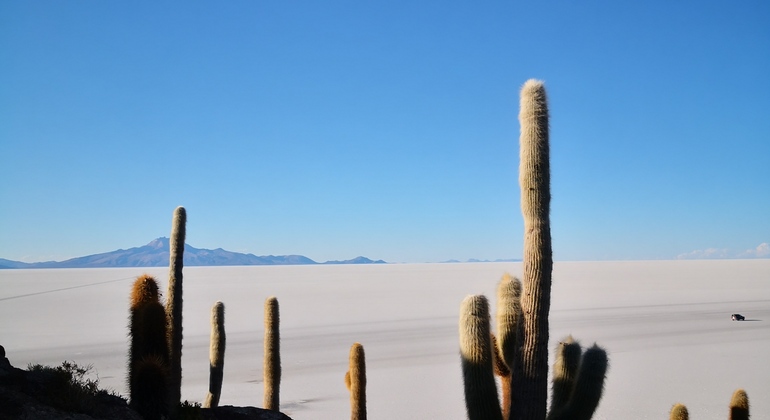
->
[203,301,226,408]
[345,342,367,420]
[729,389,749,420]
[459,295,503,420]
[669,403,689,420]
[128,275,169,419]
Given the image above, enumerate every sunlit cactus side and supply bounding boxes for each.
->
[263,296,281,411]
[548,336,581,414]
[729,389,749,420]
[128,275,169,420]
[459,295,503,420]
[345,342,367,420]
[547,345,608,420]
[166,205,186,410]
[203,301,226,408]
[517,78,553,420]
[495,273,523,420]
[669,403,689,420]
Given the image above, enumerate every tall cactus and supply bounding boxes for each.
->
[459,295,503,420]
[517,78,553,420]
[166,206,186,410]
[345,342,367,420]
[263,296,281,410]
[204,301,226,408]
[729,389,749,420]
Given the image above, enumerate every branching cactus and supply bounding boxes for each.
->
[204,301,226,408]
[166,206,186,410]
[729,389,749,420]
[264,296,281,411]
[459,295,503,420]
[460,80,609,420]
[669,403,689,420]
[345,342,367,420]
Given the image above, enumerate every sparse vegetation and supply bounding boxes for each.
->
[25,361,123,415]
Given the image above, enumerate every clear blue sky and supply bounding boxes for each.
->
[1,1,768,263]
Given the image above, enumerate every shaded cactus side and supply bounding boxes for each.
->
[128,275,169,420]
[459,295,503,420]
[517,78,554,420]
[345,342,367,420]
[132,355,170,420]
[166,206,186,409]
[495,273,523,420]
[729,389,749,420]
[669,403,689,420]
[203,301,226,408]
[263,296,281,411]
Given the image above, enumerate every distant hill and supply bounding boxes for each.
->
[0,238,387,268]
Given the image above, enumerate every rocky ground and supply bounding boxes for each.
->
[0,345,291,420]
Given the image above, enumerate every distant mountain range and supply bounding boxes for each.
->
[0,238,387,269]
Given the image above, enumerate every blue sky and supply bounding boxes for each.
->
[1,1,768,263]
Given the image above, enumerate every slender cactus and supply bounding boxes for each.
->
[460,295,503,420]
[729,389,749,420]
[495,273,523,420]
[264,296,281,410]
[346,342,367,420]
[669,403,689,420]
[166,206,186,410]
[549,336,582,414]
[203,301,226,408]
[517,79,553,420]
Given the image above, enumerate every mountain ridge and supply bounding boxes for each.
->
[0,238,386,268]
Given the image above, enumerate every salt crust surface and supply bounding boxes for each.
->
[1,260,768,419]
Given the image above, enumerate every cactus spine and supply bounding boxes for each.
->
[128,274,169,420]
[517,78,553,420]
[669,404,689,420]
[166,206,186,410]
[495,273,523,419]
[345,342,367,420]
[459,295,503,420]
[263,296,281,411]
[203,301,226,408]
[729,389,749,420]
